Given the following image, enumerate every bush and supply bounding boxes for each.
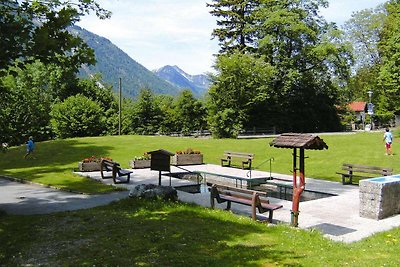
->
[51,94,105,138]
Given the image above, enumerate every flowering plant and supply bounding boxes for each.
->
[82,155,112,163]
[176,148,201,155]
[134,153,151,160]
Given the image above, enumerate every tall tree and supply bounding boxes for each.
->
[207,52,275,137]
[0,0,110,71]
[207,0,260,53]
[343,6,385,70]
[208,0,351,136]
[174,90,206,135]
[378,0,400,114]
[131,88,162,135]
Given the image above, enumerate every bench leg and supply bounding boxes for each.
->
[225,201,231,211]
[252,204,257,220]
[268,210,273,223]
[342,174,352,185]
[210,195,215,209]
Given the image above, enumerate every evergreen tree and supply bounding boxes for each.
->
[207,0,260,53]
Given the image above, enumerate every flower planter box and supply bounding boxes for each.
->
[78,161,102,172]
[129,159,151,169]
[171,154,203,166]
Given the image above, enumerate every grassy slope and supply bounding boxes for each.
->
[0,132,398,193]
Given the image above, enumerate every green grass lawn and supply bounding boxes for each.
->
[0,198,399,266]
[0,132,399,193]
[1,132,400,265]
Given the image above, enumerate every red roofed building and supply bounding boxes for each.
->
[348,101,366,112]
[348,101,366,122]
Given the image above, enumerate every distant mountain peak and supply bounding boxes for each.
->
[73,25,181,98]
[154,65,210,96]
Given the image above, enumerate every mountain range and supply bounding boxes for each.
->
[153,65,210,97]
[72,26,210,99]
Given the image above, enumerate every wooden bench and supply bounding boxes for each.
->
[337,163,393,185]
[221,151,254,169]
[209,184,283,222]
[100,159,133,184]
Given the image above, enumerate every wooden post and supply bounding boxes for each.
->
[118,77,122,136]
[291,148,306,227]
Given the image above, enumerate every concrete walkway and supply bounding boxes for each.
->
[1,164,400,243]
[0,178,129,215]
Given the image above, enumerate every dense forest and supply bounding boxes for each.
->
[1,0,400,145]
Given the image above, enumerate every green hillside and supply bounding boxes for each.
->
[72,26,181,99]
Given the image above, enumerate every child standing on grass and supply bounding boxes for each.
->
[383,128,393,156]
[24,136,36,159]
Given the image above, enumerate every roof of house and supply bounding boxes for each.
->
[269,133,328,150]
[348,101,366,112]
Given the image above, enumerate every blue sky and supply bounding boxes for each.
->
[78,0,386,75]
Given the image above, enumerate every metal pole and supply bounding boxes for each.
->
[119,78,122,135]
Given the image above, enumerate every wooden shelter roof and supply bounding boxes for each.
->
[270,133,328,150]
[147,149,175,156]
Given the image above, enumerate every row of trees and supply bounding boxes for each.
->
[0,60,207,145]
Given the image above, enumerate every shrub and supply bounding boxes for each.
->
[51,94,105,138]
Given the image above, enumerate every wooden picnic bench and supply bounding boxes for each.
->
[221,151,254,169]
[209,184,283,222]
[336,163,393,185]
[100,159,133,184]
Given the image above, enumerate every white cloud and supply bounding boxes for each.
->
[78,0,386,74]
[320,0,386,26]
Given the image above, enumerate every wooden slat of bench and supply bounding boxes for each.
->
[343,164,393,172]
[338,163,393,185]
[219,195,281,211]
[214,185,268,197]
[219,192,270,205]
[342,168,392,175]
[224,151,254,159]
[221,151,254,170]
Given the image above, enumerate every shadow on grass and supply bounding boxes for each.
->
[0,139,114,170]
[0,198,304,266]
[0,139,118,192]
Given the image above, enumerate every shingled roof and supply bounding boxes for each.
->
[270,133,328,150]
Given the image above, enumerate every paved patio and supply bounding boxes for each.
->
[77,163,400,243]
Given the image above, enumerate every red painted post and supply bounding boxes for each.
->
[291,148,306,227]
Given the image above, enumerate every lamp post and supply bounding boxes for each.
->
[368,90,373,103]
[367,90,373,130]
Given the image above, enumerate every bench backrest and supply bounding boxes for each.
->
[211,184,269,203]
[224,151,254,159]
[342,163,393,175]
[101,159,121,172]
